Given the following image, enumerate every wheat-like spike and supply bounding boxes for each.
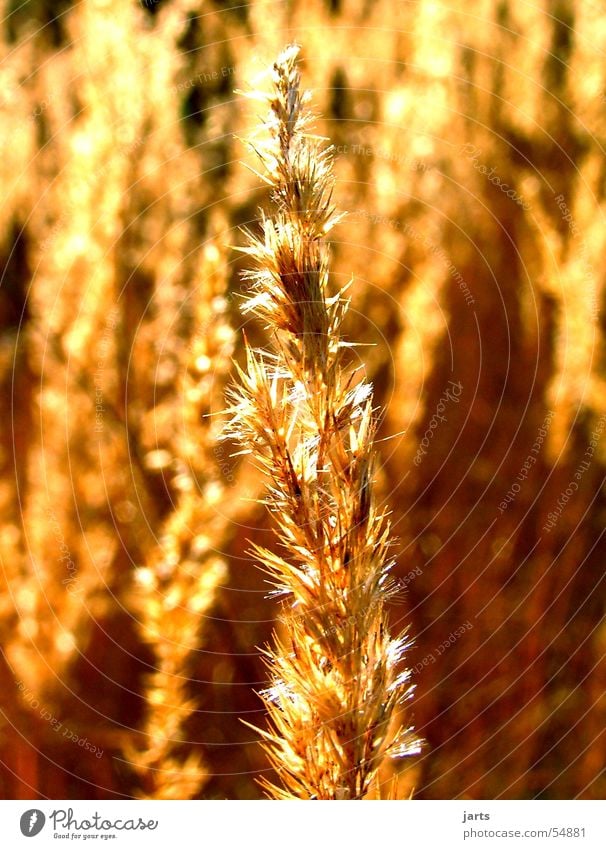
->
[226,44,421,800]
[127,238,234,799]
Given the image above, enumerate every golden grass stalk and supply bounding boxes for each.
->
[226,44,421,800]
[127,237,234,799]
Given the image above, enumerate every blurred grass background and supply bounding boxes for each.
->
[1,0,606,799]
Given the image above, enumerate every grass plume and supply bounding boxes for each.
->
[225,44,421,800]
[127,237,234,799]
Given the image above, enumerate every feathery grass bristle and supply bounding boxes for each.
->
[226,44,421,800]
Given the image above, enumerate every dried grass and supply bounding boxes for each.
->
[225,45,421,800]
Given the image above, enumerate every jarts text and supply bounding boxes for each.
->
[462,812,490,824]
